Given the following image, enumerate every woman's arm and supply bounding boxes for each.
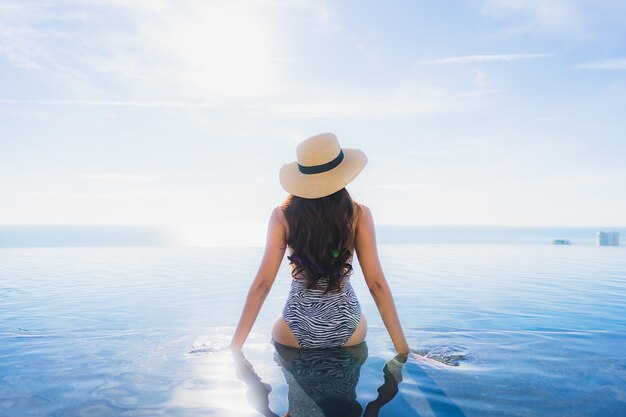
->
[355,205,410,354]
[230,206,287,350]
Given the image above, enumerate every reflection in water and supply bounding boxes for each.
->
[233,342,408,417]
[274,341,368,417]
[232,349,280,417]
[363,353,407,416]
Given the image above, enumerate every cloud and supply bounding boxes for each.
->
[271,85,496,118]
[272,97,441,118]
[283,0,341,37]
[0,99,221,108]
[424,53,553,65]
[481,0,581,34]
[542,172,626,187]
[0,189,180,199]
[0,1,288,99]
[573,58,626,70]
[0,0,348,102]
[406,150,454,156]
[83,174,159,182]
[372,184,444,190]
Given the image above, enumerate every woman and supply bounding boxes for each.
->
[230,132,409,354]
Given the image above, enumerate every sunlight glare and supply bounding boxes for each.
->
[143,1,279,97]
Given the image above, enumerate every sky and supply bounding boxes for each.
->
[1,0,626,240]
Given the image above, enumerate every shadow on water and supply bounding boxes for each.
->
[233,342,467,417]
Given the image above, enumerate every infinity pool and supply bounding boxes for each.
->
[1,244,625,416]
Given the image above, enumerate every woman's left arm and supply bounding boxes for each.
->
[230,206,287,350]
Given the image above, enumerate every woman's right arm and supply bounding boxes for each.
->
[354,205,410,354]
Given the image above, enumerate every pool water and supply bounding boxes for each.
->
[1,244,625,416]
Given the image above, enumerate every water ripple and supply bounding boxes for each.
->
[412,345,477,367]
[188,340,230,355]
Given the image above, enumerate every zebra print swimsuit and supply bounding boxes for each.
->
[282,273,362,349]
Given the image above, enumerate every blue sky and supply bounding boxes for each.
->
[1,0,625,239]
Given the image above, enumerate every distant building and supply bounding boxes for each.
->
[553,239,571,245]
[597,231,620,246]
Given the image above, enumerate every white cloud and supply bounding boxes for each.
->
[0,0,348,101]
[424,53,553,65]
[573,58,626,70]
[83,174,159,182]
[406,150,455,156]
[0,99,221,108]
[372,184,444,190]
[0,189,180,199]
[282,0,341,37]
[541,172,626,187]
[473,70,488,88]
[0,1,285,99]
[272,97,440,118]
[481,0,581,34]
[271,86,494,118]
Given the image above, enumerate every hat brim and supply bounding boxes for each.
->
[279,148,368,199]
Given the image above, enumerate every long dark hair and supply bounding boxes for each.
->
[281,187,361,293]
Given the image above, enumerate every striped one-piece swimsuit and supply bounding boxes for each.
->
[282,273,362,349]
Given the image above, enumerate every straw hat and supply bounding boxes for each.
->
[279,132,368,199]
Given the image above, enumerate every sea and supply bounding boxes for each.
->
[0,225,625,416]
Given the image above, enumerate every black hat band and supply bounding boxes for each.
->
[298,149,344,175]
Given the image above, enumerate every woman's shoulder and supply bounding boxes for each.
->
[273,204,289,235]
[352,200,371,224]
[275,202,289,217]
